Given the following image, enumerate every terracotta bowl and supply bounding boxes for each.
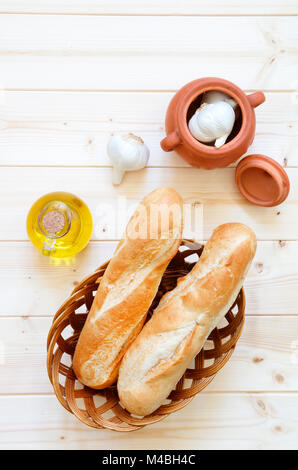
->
[160,77,265,169]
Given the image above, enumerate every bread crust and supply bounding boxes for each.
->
[73,188,183,388]
[117,223,256,416]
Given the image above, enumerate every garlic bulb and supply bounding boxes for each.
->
[188,91,238,148]
[107,133,150,185]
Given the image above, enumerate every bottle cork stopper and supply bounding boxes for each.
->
[42,210,65,234]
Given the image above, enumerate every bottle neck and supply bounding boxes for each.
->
[38,200,72,239]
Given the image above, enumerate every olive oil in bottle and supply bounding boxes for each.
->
[26,192,93,258]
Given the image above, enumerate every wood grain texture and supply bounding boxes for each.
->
[0,91,297,167]
[1,91,295,131]
[0,315,297,394]
[0,166,295,241]
[0,16,297,90]
[0,241,297,317]
[0,393,297,449]
[1,1,298,15]
[0,4,297,450]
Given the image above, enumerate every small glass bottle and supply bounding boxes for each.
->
[26,192,93,258]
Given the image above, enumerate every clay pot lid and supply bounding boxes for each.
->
[235,154,290,207]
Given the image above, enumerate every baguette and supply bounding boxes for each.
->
[73,187,183,389]
[118,223,256,416]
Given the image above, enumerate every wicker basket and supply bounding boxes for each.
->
[47,240,245,432]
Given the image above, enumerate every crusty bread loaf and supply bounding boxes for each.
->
[73,187,183,389]
[118,223,256,416]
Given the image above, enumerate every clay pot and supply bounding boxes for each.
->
[235,155,290,207]
[160,77,265,169]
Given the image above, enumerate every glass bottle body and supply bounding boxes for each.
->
[26,192,93,258]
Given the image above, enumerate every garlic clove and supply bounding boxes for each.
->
[188,108,215,143]
[107,133,150,185]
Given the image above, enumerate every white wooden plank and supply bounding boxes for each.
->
[0,166,295,241]
[0,91,295,128]
[0,315,297,394]
[0,125,297,168]
[3,16,293,55]
[0,91,297,167]
[0,393,297,449]
[0,241,297,317]
[1,1,298,16]
[0,16,297,90]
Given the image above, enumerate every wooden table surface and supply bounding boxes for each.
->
[0,1,298,450]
